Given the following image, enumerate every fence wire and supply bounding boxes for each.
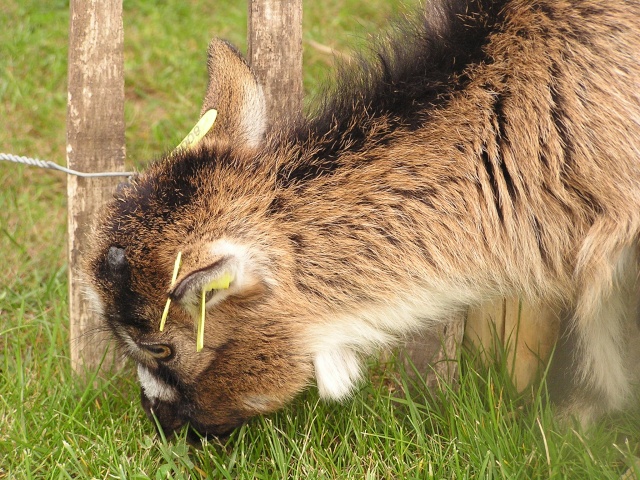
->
[0,152,134,178]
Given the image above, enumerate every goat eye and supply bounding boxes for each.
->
[143,344,173,360]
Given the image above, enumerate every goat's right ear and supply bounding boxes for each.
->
[200,39,267,149]
[169,240,269,314]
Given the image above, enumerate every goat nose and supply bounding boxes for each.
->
[140,390,187,438]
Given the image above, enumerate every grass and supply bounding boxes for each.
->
[1,0,639,478]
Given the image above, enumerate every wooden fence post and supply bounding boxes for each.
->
[67,0,125,374]
[248,0,303,127]
[402,301,559,393]
[465,298,560,391]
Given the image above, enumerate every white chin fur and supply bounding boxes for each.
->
[137,365,178,403]
[314,347,363,400]
[80,281,105,318]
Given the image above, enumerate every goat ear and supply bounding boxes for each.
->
[170,241,263,311]
[200,39,267,149]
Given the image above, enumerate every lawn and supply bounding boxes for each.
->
[1,0,639,478]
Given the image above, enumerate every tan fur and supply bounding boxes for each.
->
[86,0,640,439]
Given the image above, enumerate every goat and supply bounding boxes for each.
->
[85,0,640,440]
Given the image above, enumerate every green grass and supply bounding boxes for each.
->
[1,0,640,478]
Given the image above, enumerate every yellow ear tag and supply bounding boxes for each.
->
[159,251,182,332]
[203,272,233,292]
[173,109,218,153]
[196,271,233,352]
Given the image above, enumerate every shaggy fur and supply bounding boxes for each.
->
[86,0,640,439]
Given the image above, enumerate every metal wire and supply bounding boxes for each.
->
[0,153,134,178]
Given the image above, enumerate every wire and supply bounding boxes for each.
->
[0,153,134,178]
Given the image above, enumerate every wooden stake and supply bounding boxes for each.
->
[248,0,303,127]
[67,0,125,374]
[398,315,465,389]
[465,298,560,391]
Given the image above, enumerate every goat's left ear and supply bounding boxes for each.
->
[170,241,266,311]
[200,39,267,149]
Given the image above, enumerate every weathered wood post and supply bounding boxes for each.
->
[465,298,559,391]
[248,0,303,126]
[398,311,465,389]
[67,0,125,373]
[401,296,559,394]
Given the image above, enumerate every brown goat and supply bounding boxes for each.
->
[85,0,640,440]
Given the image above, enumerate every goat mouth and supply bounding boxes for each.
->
[140,390,246,442]
[185,420,244,444]
[145,417,237,444]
